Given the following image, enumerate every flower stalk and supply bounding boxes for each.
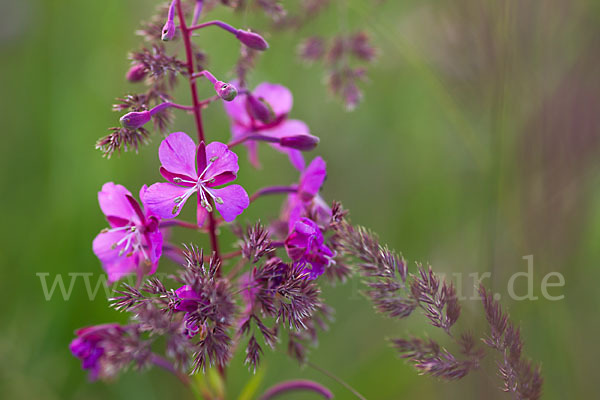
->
[176,0,220,263]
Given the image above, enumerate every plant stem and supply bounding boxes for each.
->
[260,379,333,400]
[307,362,367,400]
[250,186,297,202]
[176,0,221,265]
[227,134,280,149]
[189,20,237,34]
[160,219,206,231]
[151,353,190,386]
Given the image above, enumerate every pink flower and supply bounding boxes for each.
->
[92,183,163,283]
[69,324,122,380]
[144,132,249,226]
[282,156,331,230]
[173,285,208,337]
[285,218,334,280]
[224,82,315,170]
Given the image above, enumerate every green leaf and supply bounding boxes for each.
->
[237,367,266,400]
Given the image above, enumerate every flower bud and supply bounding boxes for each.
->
[120,111,151,129]
[214,81,238,102]
[126,64,147,82]
[161,19,175,41]
[246,95,274,124]
[235,29,269,51]
[279,134,320,151]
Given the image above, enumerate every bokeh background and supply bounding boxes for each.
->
[2,0,599,398]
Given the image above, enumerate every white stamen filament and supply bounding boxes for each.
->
[173,187,198,214]
[108,223,151,262]
[174,177,197,185]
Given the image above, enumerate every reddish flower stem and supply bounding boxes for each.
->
[160,219,206,231]
[260,379,333,400]
[176,0,221,266]
[227,134,280,149]
[189,20,237,34]
[250,185,297,202]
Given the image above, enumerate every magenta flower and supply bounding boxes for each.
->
[285,218,334,280]
[224,82,315,170]
[282,156,331,230]
[69,324,122,380]
[92,183,163,283]
[173,285,207,338]
[144,132,249,226]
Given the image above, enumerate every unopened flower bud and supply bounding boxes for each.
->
[279,134,320,151]
[246,95,274,124]
[162,19,176,41]
[214,81,238,102]
[235,29,269,51]
[126,64,147,82]
[120,111,151,129]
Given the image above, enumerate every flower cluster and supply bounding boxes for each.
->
[72,2,543,399]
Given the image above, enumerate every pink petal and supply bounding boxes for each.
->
[197,141,207,174]
[139,185,148,203]
[93,230,127,263]
[299,156,326,200]
[197,196,209,227]
[253,82,293,117]
[261,119,310,139]
[245,140,261,169]
[125,194,145,223]
[160,167,195,186]
[92,230,139,283]
[211,185,249,222]
[104,258,138,284]
[144,183,194,219]
[203,142,240,182]
[98,182,137,223]
[284,195,305,231]
[158,132,198,179]
[145,229,163,275]
[231,123,249,141]
[287,149,306,171]
[209,172,237,187]
[261,120,310,170]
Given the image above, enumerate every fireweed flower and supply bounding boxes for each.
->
[285,218,334,280]
[173,285,208,338]
[69,324,122,380]
[92,183,163,283]
[144,132,249,226]
[224,82,315,170]
[282,156,331,230]
[161,0,176,41]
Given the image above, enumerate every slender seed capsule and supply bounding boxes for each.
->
[126,64,147,82]
[279,134,320,151]
[235,29,269,51]
[162,0,176,41]
[120,111,151,129]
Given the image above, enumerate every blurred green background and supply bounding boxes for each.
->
[2,0,599,398]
